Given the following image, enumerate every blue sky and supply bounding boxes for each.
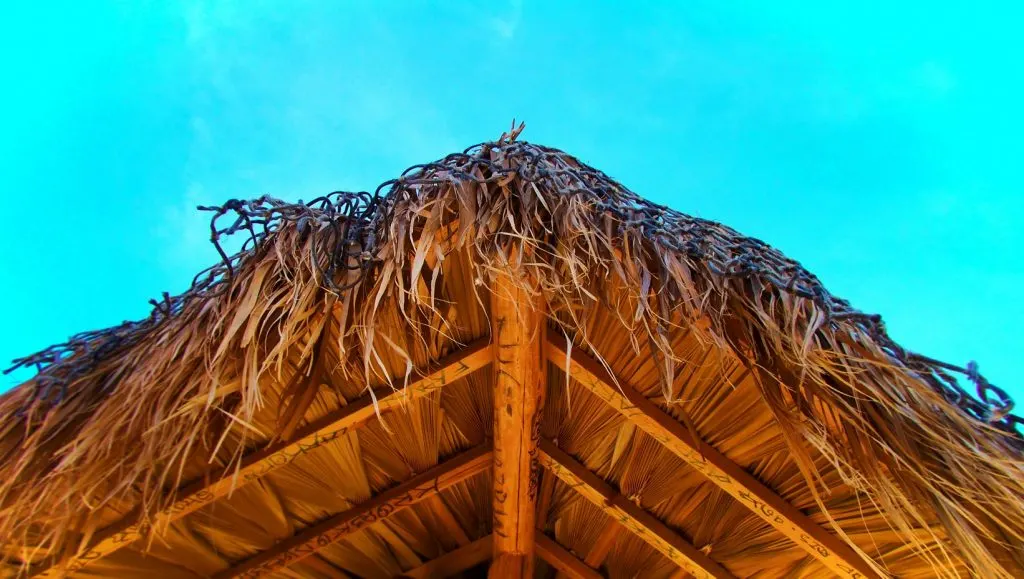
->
[1,1,1021,405]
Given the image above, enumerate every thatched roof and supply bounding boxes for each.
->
[2,126,1022,578]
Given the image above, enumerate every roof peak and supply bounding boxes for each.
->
[8,138,1013,439]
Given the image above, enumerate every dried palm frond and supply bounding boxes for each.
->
[1,128,1021,576]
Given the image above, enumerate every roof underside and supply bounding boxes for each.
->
[1,134,1022,578]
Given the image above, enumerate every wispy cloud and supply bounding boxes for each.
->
[156,1,469,279]
[487,0,523,40]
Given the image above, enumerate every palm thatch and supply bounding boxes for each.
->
[1,125,1021,578]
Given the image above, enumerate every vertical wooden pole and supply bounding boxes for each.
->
[490,271,545,578]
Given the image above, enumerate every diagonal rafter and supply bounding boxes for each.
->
[583,518,619,568]
[217,444,493,578]
[538,439,734,579]
[423,495,473,547]
[400,534,493,578]
[535,534,603,579]
[545,335,880,579]
[298,554,350,578]
[35,339,492,578]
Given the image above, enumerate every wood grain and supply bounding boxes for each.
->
[489,272,545,578]
[538,439,734,579]
[216,445,492,578]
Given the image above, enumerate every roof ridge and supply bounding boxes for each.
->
[7,140,1016,440]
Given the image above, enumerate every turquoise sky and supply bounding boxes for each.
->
[1,2,1021,407]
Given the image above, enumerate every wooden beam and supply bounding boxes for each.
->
[583,519,619,568]
[401,535,493,579]
[535,534,603,579]
[553,518,617,579]
[424,495,472,547]
[216,445,492,579]
[33,340,492,578]
[544,336,880,579]
[299,554,350,579]
[535,469,556,530]
[489,272,545,578]
[538,439,733,579]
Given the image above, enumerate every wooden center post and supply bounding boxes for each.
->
[489,270,545,578]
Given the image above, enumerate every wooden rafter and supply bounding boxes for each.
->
[535,470,556,530]
[299,554,349,578]
[545,336,881,579]
[583,519,619,568]
[216,444,493,578]
[401,535,493,578]
[424,495,472,547]
[35,340,492,578]
[535,534,603,579]
[538,439,734,579]
[489,272,545,578]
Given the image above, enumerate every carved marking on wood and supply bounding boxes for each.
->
[489,272,544,579]
[219,445,492,578]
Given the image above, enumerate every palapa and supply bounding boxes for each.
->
[1,125,1022,578]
